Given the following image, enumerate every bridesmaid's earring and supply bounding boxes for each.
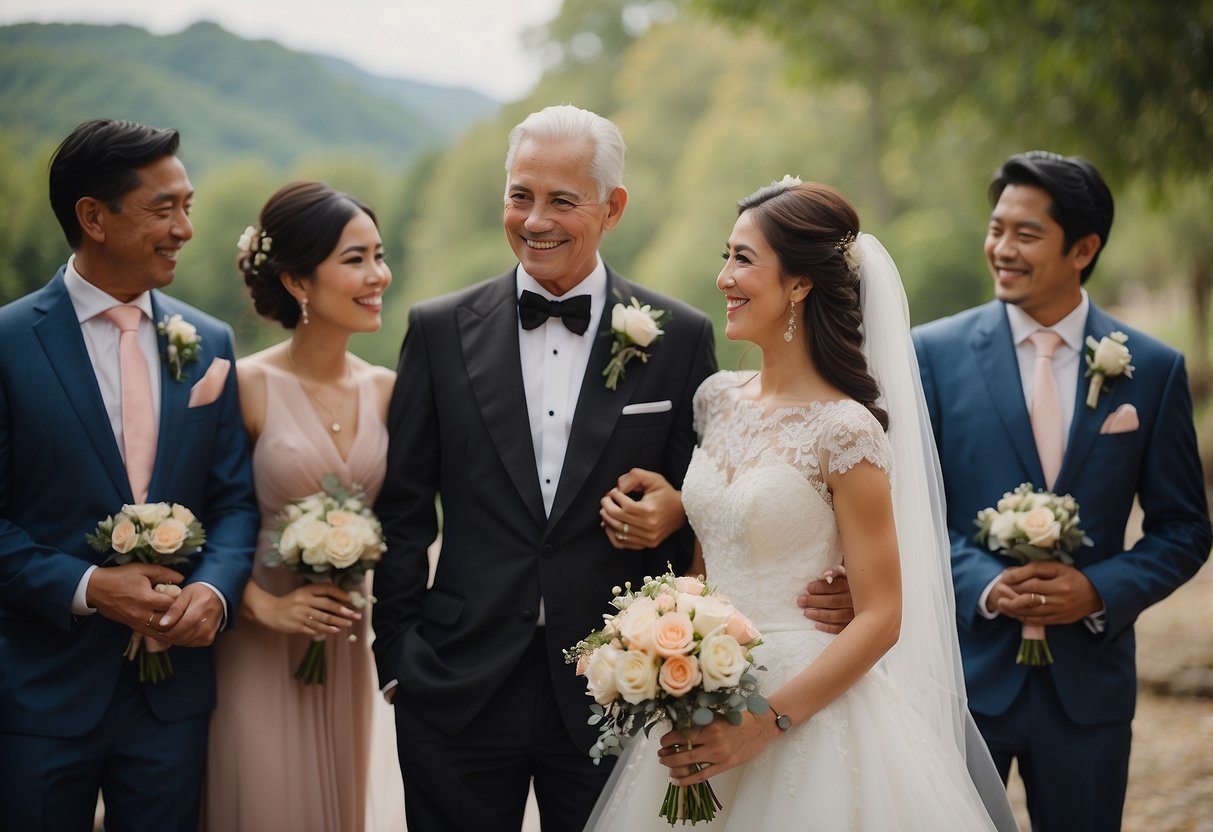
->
[300,297,310,326]
[783,300,797,343]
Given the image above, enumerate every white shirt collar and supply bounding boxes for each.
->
[63,254,155,324]
[515,254,607,307]
[1006,289,1089,352]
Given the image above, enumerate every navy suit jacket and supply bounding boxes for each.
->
[0,268,259,737]
[372,266,716,751]
[913,300,1210,725]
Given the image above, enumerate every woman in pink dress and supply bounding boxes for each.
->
[203,181,402,831]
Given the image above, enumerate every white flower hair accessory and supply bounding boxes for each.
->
[776,173,803,189]
[236,225,273,273]
[838,231,864,275]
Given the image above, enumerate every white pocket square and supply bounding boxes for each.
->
[1099,403,1139,434]
[621,400,672,415]
[187,357,231,408]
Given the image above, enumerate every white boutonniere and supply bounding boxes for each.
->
[157,314,202,382]
[603,296,670,391]
[1083,331,1133,408]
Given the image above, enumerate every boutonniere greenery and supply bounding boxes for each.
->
[157,314,202,382]
[603,296,670,391]
[1083,331,1133,408]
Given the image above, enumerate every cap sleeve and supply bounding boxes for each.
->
[816,402,892,481]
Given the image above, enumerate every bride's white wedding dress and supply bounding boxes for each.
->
[586,370,998,831]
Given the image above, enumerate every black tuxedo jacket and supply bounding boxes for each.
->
[372,266,716,750]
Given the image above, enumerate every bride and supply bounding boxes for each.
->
[589,178,1016,830]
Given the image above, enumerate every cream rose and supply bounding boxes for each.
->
[618,596,660,653]
[148,518,189,555]
[125,502,172,526]
[679,593,733,637]
[164,315,197,344]
[652,611,695,657]
[673,575,706,596]
[1017,506,1061,549]
[611,303,662,347]
[170,503,196,526]
[322,526,364,569]
[724,610,762,645]
[988,511,1020,549]
[585,644,622,705]
[326,510,358,528]
[658,654,702,697]
[293,518,328,550]
[613,649,660,704]
[1090,334,1132,375]
[698,632,747,691]
[277,524,301,562]
[110,519,139,554]
[282,503,304,524]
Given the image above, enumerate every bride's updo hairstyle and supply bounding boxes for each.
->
[738,179,888,431]
[238,181,378,328]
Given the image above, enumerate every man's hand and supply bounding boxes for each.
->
[993,561,1103,625]
[156,584,224,646]
[796,567,855,634]
[599,468,686,550]
[85,562,185,630]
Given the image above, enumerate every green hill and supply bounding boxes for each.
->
[0,21,499,171]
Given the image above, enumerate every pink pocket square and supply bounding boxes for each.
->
[1100,403,1139,434]
[187,358,231,407]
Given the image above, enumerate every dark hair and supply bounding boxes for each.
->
[48,119,182,249]
[738,180,888,431]
[988,151,1114,283]
[239,181,378,328]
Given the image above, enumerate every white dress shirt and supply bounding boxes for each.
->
[64,258,226,622]
[979,291,1105,631]
[518,257,606,625]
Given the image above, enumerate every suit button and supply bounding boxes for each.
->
[522,609,535,622]
[541,544,554,559]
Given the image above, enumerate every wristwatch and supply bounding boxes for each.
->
[770,706,791,732]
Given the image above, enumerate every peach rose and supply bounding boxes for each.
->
[148,518,189,555]
[673,575,705,595]
[325,510,358,528]
[110,519,139,554]
[658,654,702,697]
[170,503,196,526]
[652,611,695,658]
[724,610,761,645]
[1017,506,1061,549]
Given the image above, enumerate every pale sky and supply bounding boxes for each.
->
[0,0,566,100]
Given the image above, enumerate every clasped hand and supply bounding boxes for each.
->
[988,561,1103,625]
[87,562,222,646]
[599,468,686,550]
[656,712,780,786]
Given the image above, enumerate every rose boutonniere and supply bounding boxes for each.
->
[157,314,202,382]
[1083,331,1133,408]
[603,297,670,391]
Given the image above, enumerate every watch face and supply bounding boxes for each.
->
[775,713,791,731]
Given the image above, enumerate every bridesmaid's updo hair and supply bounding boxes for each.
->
[238,181,378,328]
[738,179,888,431]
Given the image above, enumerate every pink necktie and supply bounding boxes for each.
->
[1028,330,1065,490]
[103,305,157,503]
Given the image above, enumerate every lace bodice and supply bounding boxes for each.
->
[683,371,891,635]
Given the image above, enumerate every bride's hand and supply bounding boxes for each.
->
[262,583,362,636]
[655,712,781,786]
[599,468,686,550]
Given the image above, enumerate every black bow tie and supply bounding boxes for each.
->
[517,290,592,335]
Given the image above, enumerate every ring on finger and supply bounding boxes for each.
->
[146,612,156,627]
[1039,593,1047,606]
[622,522,630,536]
[616,531,628,542]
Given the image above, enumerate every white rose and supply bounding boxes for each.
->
[1017,507,1061,549]
[613,303,662,347]
[164,315,197,344]
[277,524,301,565]
[170,503,196,526]
[125,503,172,526]
[294,518,329,551]
[298,494,326,515]
[322,526,364,569]
[301,545,329,566]
[678,593,733,637]
[585,644,623,706]
[988,511,1020,549]
[1091,334,1132,376]
[282,503,304,523]
[613,649,660,704]
[697,632,748,692]
[618,596,660,653]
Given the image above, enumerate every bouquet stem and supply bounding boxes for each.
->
[124,633,174,684]
[1016,623,1054,666]
[660,781,722,825]
[295,637,327,684]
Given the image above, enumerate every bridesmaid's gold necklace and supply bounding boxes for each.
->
[286,345,349,433]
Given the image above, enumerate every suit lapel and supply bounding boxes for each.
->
[32,273,133,501]
[547,269,643,531]
[460,272,546,527]
[971,302,1046,485]
[1055,303,1117,492]
[147,293,189,499]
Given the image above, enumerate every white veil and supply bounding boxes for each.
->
[855,234,1018,832]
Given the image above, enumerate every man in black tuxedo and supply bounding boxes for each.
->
[372,104,717,831]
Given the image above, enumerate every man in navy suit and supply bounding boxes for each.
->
[372,104,716,831]
[0,119,258,830]
[913,151,1210,831]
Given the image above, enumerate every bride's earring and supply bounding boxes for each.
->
[300,297,310,326]
[783,300,797,343]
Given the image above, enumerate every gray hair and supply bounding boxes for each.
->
[504,104,626,201]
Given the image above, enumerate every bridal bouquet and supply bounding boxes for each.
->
[975,483,1092,665]
[87,502,206,683]
[266,475,386,684]
[565,570,767,825]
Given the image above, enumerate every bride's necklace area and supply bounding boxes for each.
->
[286,345,350,433]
